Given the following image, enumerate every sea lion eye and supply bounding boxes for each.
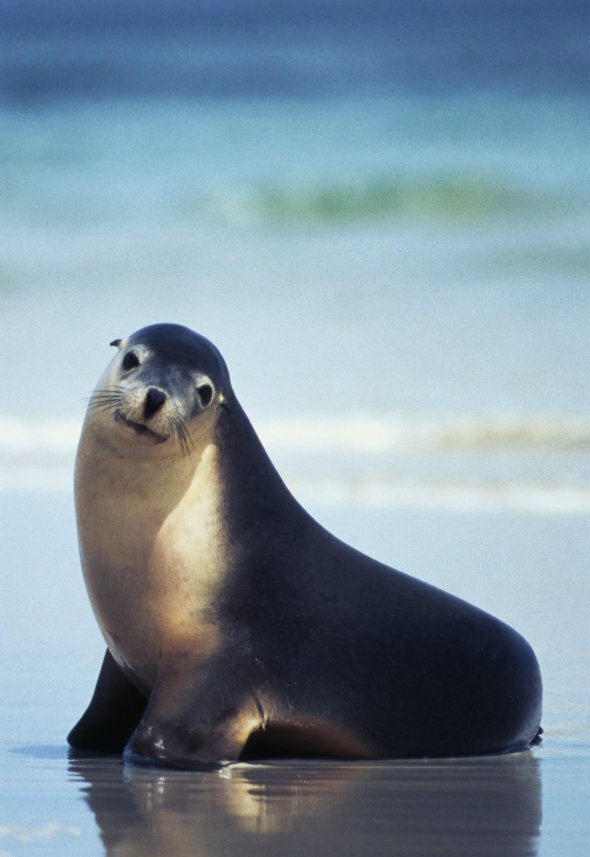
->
[122,351,140,371]
[197,384,213,406]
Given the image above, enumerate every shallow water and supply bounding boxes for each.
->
[7,752,547,857]
[1,495,588,856]
[1,2,589,853]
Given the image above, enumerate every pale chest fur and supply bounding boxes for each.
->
[75,434,228,688]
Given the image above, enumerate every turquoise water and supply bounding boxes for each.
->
[1,3,589,854]
[2,92,589,507]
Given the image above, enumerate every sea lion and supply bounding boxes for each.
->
[68,323,542,768]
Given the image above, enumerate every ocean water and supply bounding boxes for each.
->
[1,2,589,855]
[2,85,589,507]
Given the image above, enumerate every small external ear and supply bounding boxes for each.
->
[110,339,122,348]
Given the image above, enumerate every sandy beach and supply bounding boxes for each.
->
[1,493,588,856]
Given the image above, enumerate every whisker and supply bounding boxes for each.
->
[88,394,123,404]
[175,422,189,457]
[86,386,126,413]
[88,400,122,415]
[86,386,126,398]
[173,417,193,457]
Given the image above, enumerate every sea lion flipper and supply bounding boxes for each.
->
[124,720,241,771]
[123,654,260,770]
[68,649,147,753]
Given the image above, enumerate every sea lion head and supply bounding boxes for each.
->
[87,323,231,454]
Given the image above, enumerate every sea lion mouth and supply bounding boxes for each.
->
[115,412,169,444]
[87,387,193,455]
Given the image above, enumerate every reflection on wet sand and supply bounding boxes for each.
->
[68,751,541,857]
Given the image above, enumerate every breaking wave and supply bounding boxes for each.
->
[213,174,546,227]
[2,412,589,513]
[257,413,590,453]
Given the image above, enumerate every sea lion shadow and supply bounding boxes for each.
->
[68,749,542,857]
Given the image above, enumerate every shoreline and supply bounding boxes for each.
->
[1,494,588,855]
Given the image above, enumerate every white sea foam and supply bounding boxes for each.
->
[0,416,79,454]
[0,822,82,843]
[258,413,590,453]
[288,478,590,515]
[1,413,588,513]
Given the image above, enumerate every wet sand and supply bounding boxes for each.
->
[1,493,588,856]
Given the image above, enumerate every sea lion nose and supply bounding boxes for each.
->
[144,387,167,420]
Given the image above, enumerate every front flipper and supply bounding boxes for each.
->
[68,649,147,753]
[123,651,262,770]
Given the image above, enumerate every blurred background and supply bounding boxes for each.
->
[0,10,589,854]
[1,0,589,511]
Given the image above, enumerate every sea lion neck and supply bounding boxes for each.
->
[214,397,308,536]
